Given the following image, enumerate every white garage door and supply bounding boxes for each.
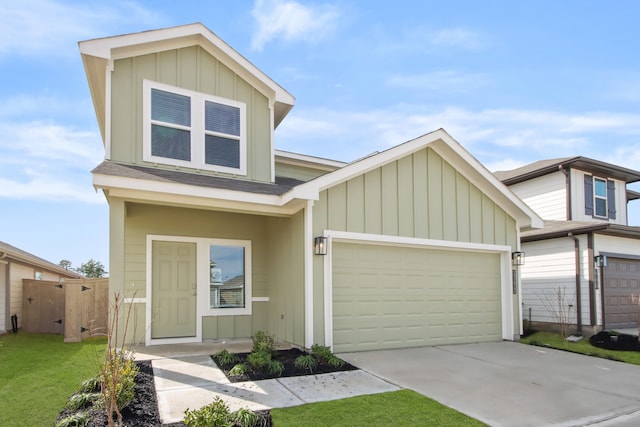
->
[332,242,503,353]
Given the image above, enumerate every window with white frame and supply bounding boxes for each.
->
[144,80,246,175]
[209,244,247,310]
[593,177,607,217]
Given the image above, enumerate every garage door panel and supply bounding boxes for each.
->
[332,243,502,352]
[604,258,640,329]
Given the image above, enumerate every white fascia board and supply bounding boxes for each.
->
[93,173,307,215]
[275,150,347,170]
[79,23,294,107]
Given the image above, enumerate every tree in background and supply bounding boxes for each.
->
[76,259,108,278]
[59,259,73,270]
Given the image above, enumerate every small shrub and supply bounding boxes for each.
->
[229,363,249,376]
[295,354,317,373]
[214,349,239,367]
[247,351,271,370]
[311,344,345,367]
[80,376,100,393]
[184,397,231,427]
[55,411,88,427]
[252,330,277,355]
[326,354,345,368]
[100,349,139,412]
[265,359,285,376]
[65,392,100,411]
[230,407,260,427]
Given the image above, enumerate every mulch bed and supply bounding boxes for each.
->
[56,348,355,426]
[590,330,640,352]
[214,348,357,382]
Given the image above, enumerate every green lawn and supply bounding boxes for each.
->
[271,389,486,426]
[521,331,640,365]
[0,333,107,427]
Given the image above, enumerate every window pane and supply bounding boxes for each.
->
[205,101,240,136]
[594,178,607,197]
[595,198,607,217]
[209,245,245,309]
[152,89,191,126]
[151,124,191,161]
[205,135,240,168]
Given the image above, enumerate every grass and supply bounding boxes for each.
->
[521,331,640,365]
[271,389,486,426]
[0,333,107,427]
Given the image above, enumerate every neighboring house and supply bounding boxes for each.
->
[0,240,83,333]
[495,157,640,335]
[79,23,542,352]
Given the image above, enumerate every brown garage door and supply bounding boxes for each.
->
[604,257,640,329]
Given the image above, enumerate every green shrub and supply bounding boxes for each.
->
[311,344,345,367]
[247,351,271,370]
[214,349,239,367]
[100,349,139,412]
[184,397,262,427]
[295,354,317,373]
[252,331,276,355]
[229,363,249,376]
[80,376,100,393]
[55,411,88,427]
[265,359,285,376]
[229,407,260,427]
[184,397,232,427]
[64,392,100,411]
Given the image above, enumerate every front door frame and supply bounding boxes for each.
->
[147,235,201,345]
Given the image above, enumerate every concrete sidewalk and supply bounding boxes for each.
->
[150,354,399,425]
[339,342,640,427]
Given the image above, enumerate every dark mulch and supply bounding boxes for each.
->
[55,361,272,427]
[214,348,357,383]
[590,330,640,352]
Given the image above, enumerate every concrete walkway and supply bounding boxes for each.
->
[143,349,398,425]
[339,341,640,427]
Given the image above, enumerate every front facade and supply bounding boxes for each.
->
[495,158,640,333]
[0,240,82,333]
[81,24,541,351]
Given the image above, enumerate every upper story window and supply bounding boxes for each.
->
[584,174,616,220]
[144,80,246,175]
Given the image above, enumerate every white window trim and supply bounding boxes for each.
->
[593,176,608,218]
[145,235,252,346]
[143,80,247,176]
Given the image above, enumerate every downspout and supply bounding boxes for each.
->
[568,233,583,335]
[587,233,596,327]
[559,165,572,220]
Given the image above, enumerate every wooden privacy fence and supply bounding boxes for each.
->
[22,278,109,342]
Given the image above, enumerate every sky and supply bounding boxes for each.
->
[1,0,640,270]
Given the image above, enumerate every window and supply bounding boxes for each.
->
[584,175,616,220]
[144,80,246,175]
[209,245,246,309]
[594,177,607,217]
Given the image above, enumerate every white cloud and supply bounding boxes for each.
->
[378,26,491,55]
[429,28,489,50]
[0,0,162,58]
[276,104,640,171]
[0,119,104,203]
[251,0,340,51]
[386,71,489,93]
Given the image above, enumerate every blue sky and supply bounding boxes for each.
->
[1,0,640,269]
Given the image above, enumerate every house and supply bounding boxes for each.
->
[79,23,542,352]
[494,157,640,335]
[0,240,83,333]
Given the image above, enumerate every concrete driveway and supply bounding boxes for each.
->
[339,342,640,427]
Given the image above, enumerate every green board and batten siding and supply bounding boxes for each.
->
[110,46,273,183]
[116,202,304,345]
[312,147,518,351]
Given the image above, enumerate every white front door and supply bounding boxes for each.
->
[151,241,197,339]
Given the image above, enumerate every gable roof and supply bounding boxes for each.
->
[79,23,295,141]
[290,128,544,230]
[494,156,640,185]
[0,241,83,278]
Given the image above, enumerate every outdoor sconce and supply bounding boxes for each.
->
[512,251,525,266]
[314,236,328,256]
[595,254,607,268]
